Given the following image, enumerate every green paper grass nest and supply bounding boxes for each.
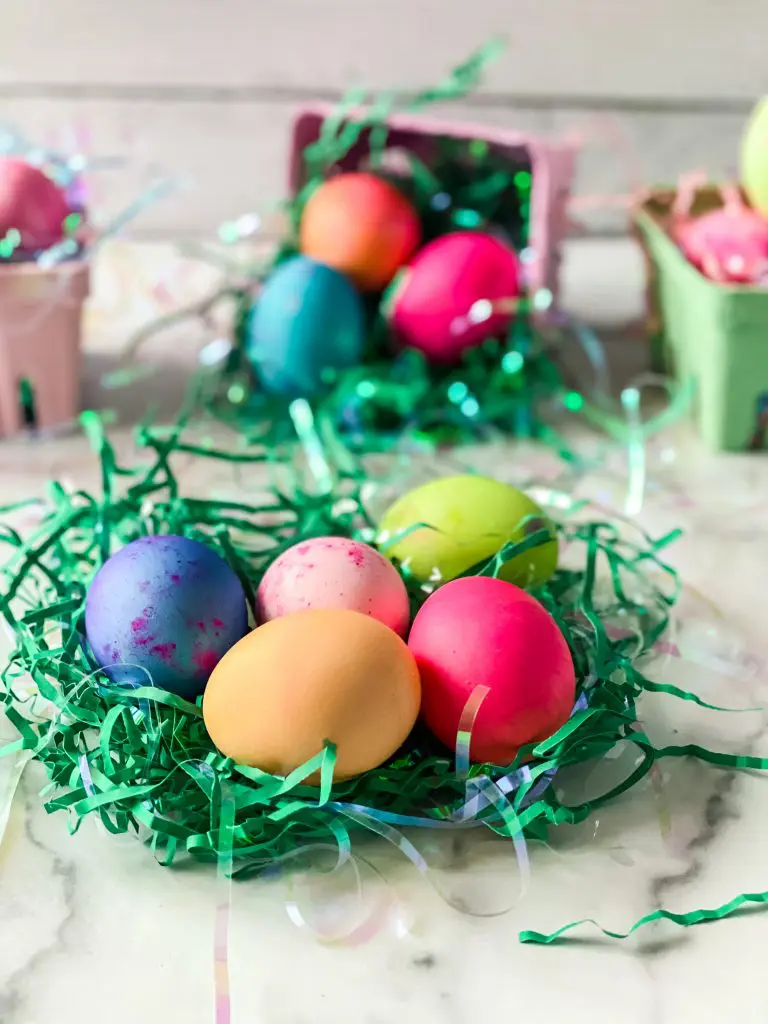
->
[0,413,679,863]
[8,414,764,943]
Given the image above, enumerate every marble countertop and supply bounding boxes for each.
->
[2,240,768,1024]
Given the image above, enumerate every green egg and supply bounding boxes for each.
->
[378,474,558,587]
[742,98,768,217]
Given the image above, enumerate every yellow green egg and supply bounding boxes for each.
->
[377,474,558,587]
[741,98,768,216]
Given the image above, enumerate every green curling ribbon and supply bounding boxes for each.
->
[0,410,765,946]
[520,891,768,945]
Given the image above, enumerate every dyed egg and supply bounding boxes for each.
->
[300,172,421,291]
[741,98,768,217]
[389,231,521,364]
[408,576,576,764]
[676,205,768,283]
[378,474,558,587]
[85,535,249,700]
[256,536,411,636]
[0,158,70,252]
[247,255,365,396]
[203,609,421,780]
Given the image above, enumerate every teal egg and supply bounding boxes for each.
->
[246,255,365,396]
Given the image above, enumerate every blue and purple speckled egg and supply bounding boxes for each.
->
[85,535,249,700]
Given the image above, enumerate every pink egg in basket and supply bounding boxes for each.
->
[673,181,768,284]
[0,157,70,253]
[387,230,521,364]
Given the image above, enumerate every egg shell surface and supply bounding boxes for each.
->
[379,474,558,587]
[246,255,365,396]
[203,608,421,781]
[256,536,411,636]
[300,172,421,292]
[389,231,520,364]
[0,157,70,252]
[675,206,768,283]
[408,576,576,764]
[85,535,249,700]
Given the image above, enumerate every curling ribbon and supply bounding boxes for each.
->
[0,748,29,860]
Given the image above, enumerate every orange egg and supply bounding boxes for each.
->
[202,608,421,781]
[299,172,421,291]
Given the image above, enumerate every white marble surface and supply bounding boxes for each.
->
[2,240,768,1024]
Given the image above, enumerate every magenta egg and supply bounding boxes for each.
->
[388,230,521,364]
[408,576,575,764]
[675,206,768,284]
[0,158,70,253]
[256,536,411,636]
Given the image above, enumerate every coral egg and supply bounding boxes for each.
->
[300,172,421,291]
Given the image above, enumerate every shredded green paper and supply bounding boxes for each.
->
[1,407,767,945]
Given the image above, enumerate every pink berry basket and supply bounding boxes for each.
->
[0,260,89,437]
[288,105,577,303]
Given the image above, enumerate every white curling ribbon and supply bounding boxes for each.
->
[0,748,31,855]
[282,847,411,947]
[675,619,766,682]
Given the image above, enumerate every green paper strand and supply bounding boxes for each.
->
[520,891,768,945]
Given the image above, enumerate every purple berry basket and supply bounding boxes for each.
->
[288,105,577,304]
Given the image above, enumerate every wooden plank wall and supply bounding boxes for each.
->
[1,0,762,237]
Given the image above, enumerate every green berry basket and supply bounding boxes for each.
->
[634,185,768,451]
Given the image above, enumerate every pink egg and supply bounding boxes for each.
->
[0,158,70,252]
[408,576,575,764]
[388,230,521,364]
[675,206,768,283]
[256,536,411,636]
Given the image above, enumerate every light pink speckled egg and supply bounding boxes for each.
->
[256,536,411,636]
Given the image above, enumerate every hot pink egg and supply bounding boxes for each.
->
[408,576,575,764]
[256,536,411,636]
[676,206,768,284]
[388,230,521,364]
[0,158,70,252]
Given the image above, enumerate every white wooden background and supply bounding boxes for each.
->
[1,0,763,238]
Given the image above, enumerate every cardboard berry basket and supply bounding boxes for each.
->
[0,260,89,436]
[634,186,768,451]
[289,105,577,304]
